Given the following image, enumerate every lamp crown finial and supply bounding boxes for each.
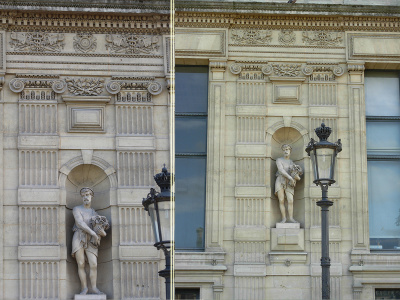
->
[315,122,332,141]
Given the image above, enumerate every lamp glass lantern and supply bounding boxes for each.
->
[306,123,342,186]
[142,166,172,250]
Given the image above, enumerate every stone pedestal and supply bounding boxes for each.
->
[271,223,304,251]
[74,295,107,300]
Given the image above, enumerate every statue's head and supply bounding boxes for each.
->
[281,144,292,156]
[80,187,94,206]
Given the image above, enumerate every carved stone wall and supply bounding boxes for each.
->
[175,2,399,299]
[1,2,170,299]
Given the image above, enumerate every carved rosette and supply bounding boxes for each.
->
[278,30,296,45]
[66,78,104,96]
[73,33,97,53]
[302,31,343,46]
[9,77,67,94]
[105,34,159,54]
[10,31,65,52]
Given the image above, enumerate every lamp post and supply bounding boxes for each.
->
[142,165,172,300]
[305,123,342,300]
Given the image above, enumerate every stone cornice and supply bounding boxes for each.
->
[175,11,400,32]
[0,0,170,14]
[175,1,400,17]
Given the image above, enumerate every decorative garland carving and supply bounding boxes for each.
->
[272,64,301,77]
[278,30,296,45]
[9,76,67,94]
[66,77,104,96]
[302,31,343,46]
[73,33,97,53]
[231,29,272,45]
[10,32,65,52]
[105,34,159,54]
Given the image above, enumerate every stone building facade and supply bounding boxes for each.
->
[0,1,171,299]
[175,1,400,299]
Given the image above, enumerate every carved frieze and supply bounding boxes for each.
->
[66,77,104,96]
[278,30,296,45]
[10,32,65,52]
[73,33,97,53]
[302,31,343,46]
[230,61,270,80]
[105,34,159,54]
[231,29,272,45]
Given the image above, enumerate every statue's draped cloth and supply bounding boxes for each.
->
[72,208,99,257]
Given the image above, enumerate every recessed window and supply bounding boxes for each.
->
[375,288,400,299]
[175,66,208,251]
[366,71,400,250]
[175,288,201,300]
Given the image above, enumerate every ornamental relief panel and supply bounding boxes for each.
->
[73,32,97,53]
[105,34,159,54]
[229,29,343,47]
[231,29,272,45]
[10,32,65,52]
[8,31,161,55]
[66,77,104,96]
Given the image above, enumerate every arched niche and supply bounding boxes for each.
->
[60,156,116,299]
[268,124,309,227]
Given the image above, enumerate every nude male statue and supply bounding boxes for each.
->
[275,144,303,223]
[72,187,109,295]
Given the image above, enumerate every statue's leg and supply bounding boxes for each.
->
[75,248,88,295]
[87,251,104,294]
[277,189,286,223]
[286,191,297,223]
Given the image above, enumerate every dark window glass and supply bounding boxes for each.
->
[176,66,208,113]
[175,66,208,251]
[376,289,400,300]
[175,288,200,300]
[366,71,400,250]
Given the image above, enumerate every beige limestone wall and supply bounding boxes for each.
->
[1,7,171,300]
[175,7,400,300]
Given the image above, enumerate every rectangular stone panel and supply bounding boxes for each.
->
[236,116,265,143]
[235,187,267,198]
[117,151,155,187]
[19,150,58,187]
[18,189,59,205]
[120,261,160,299]
[68,106,104,132]
[19,103,57,134]
[234,227,269,241]
[348,33,400,61]
[234,242,266,263]
[119,207,153,245]
[18,246,60,260]
[273,84,301,104]
[235,198,265,226]
[175,29,227,57]
[19,206,58,245]
[234,265,266,277]
[236,158,265,186]
[116,105,153,135]
[19,261,59,299]
[235,145,266,157]
[234,276,265,300]
[116,137,155,150]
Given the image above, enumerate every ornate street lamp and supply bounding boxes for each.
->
[142,165,173,300]
[306,123,342,300]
